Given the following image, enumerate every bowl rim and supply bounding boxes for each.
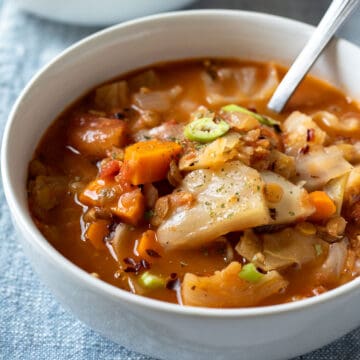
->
[3,8,360,318]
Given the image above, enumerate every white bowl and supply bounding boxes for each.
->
[3,10,360,360]
[13,0,196,26]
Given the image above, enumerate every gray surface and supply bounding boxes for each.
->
[1,0,360,359]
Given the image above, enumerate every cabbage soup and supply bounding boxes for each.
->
[28,59,360,307]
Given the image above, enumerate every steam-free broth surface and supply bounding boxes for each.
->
[28,59,360,307]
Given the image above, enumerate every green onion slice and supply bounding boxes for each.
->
[222,104,281,133]
[184,117,230,143]
[139,271,166,289]
[238,263,264,283]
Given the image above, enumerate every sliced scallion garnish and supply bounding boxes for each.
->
[238,263,264,283]
[184,117,230,143]
[139,271,166,289]
[222,104,281,133]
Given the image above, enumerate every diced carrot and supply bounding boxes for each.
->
[308,191,336,221]
[79,178,131,207]
[111,188,145,225]
[123,140,182,185]
[78,179,107,206]
[99,160,121,179]
[85,219,110,250]
[137,230,164,261]
[68,116,127,158]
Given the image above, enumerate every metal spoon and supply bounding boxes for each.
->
[267,0,360,113]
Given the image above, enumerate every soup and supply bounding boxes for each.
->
[27,59,360,307]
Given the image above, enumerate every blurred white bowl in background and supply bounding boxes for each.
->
[13,0,196,26]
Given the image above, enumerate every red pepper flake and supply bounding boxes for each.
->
[191,285,196,290]
[306,128,315,142]
[299,145,310,155]
[123,257,136,266]
[124,258,150,274]
[140,259,151,270]
[146,249,161,258]
[170,272,178,279]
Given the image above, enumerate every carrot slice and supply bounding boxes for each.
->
[308,191,336,221]
[111,188,145,225]
[78,179,106,206]
[78,178,132,207]
[85,219,110,250]
[137,230,163,260]
[123,140,182,185]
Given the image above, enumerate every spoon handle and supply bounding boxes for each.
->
[267,0,360,113]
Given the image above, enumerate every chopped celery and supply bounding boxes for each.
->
[139,271,166,289]
[222,104,281,132]
[184,117,230,143]
[238,263,264,283]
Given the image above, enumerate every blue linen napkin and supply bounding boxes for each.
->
[1,1,360,359]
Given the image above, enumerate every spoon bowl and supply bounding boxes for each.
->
[268,0,360,113]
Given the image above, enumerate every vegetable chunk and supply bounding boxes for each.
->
[94,80,128,110]
[179,132,241,171]
[124,140,182,185]
[68,117,127,158]
[85,220,110,250]
[137,230,163,261]
[236,228,327,271]
[308,191,336,221]
[282,111,326,156]
[295,147,353,191]
[182,262,288,307]
[111,188,145,225]
[157,161,270,249]
[261,171,314,224]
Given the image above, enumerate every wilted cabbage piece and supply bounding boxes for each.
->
[128,69,159,91]
[134,85,182,112]
[236,228,328,271]
[181,262,288,307]
[235,229,263,264]
[324,174,349,215]
[156,161,270,250]
[202,64,279,105]
[133,121,185,143]
[261,171,314,224]
[295,147,353,191]
[262,229,326,270]
[94,80,129,110]
[179,132,242,171]
[110,223,135,262]
[282,111,326,156]
[317,240,347,285]
[312,111,360,138]
[268,150,296,179]
[344,165,360,205]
